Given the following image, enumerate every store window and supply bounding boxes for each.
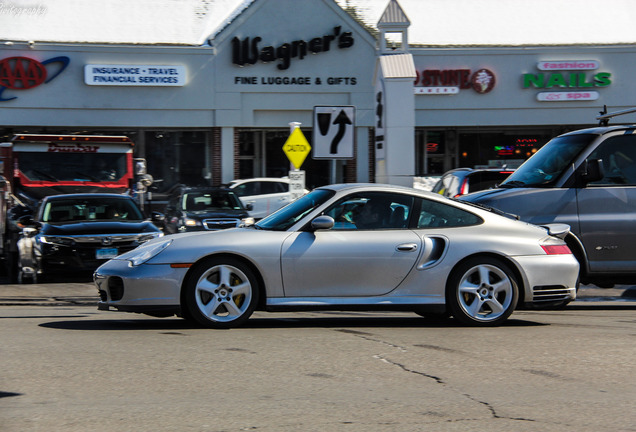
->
[415,130,450,175]
[145,131,209,197]
[237,129,331,189]
[458,132,550,169]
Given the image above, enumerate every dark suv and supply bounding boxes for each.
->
[163,187,253,234]
[461,109,636,287]
[16,193,163,283]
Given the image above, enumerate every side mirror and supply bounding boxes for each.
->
[245,203,253,211]
[17,215,39,229]
[151,211,165,222]
[580,159,604,185]
[310,215,334,231]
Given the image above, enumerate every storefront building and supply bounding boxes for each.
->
[2,0,636,197]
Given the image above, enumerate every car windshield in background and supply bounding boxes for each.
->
[42,198,144,222]
[18,152,128,182]
[182,191,242,212]
[255,189,334,231]
[500,134,594,188]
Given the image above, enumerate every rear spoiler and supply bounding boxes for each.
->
[540,223,570,239]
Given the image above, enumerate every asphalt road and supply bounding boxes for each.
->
[1,282,635,432]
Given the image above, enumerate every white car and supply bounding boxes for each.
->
[228,177,307,219]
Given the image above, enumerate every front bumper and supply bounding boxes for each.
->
[94,259,189,316]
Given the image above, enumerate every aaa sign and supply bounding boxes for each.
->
[282,128,311,170]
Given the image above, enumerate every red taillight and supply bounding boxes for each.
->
[456,179,469,197]
[541,245,572,255]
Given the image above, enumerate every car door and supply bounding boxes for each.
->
[577,133,636,272]
[280,192,421,297]
[232,180,289,219]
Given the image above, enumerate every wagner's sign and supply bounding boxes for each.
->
[84,65,187,86]
[231,26,354,70]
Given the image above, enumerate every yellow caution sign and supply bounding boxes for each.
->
[282,128,311,170]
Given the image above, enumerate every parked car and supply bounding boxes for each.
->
[432,168,515,198]
[163,187,254,234]
[17,193,163,283]
[95,183,578,328]
[227,177,308,219]
[461,113,636,288]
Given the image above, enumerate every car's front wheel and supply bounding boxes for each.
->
[183,257,259,329]
[446,257,518,326]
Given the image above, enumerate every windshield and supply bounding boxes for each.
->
[182,191,242,211]
[42,197,143,223]
[256,189,334,231]
[18,152,128,182]
[500,134,594,187]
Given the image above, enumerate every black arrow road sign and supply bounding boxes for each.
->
[312,105,355,159]
[330,110,352,154]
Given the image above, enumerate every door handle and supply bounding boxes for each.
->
[396,243,418,252]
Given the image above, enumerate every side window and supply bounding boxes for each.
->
[588,135,636,186]
[234,182,259,197]
[417,199,482,228]
[261,182,282,194]
[324,192,414,230]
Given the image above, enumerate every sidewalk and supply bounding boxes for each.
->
[0,282,98,306]
[0,282,634,307]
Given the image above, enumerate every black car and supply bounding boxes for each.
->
[163,187,253,234]
[16,193,163,283]
[432,168,514,198]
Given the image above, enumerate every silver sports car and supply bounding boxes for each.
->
[94,184,579,328]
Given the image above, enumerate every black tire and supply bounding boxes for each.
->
[446,256,519,326]
[182,257,259,329]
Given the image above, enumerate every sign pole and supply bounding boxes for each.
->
[283,122,310,200]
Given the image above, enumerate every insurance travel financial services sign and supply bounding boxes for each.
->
[84,65,187,86]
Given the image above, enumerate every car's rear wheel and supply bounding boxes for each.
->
[447,257,518,326]
[183,257,259,329]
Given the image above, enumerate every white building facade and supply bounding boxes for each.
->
[1,0,636,196]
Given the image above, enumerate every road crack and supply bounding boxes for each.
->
[335,329,535,424]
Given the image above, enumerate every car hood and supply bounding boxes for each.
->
[138,227,291,265]
[183,209,248,219]
[40,221,160,235]
[459,186,579,227]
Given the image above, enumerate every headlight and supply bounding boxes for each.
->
[240,217,255,227]
[138,232,164,243]
[183,218,200,227]
[121,239,172,266]
[39,236,75,246]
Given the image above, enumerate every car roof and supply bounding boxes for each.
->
[229,177,289,183]
[317,182,435,197]
[561,124,636,137]
[178,187,234,193]
[43,193,133,201]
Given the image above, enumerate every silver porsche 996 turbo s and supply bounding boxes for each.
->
[94,183,579,328]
